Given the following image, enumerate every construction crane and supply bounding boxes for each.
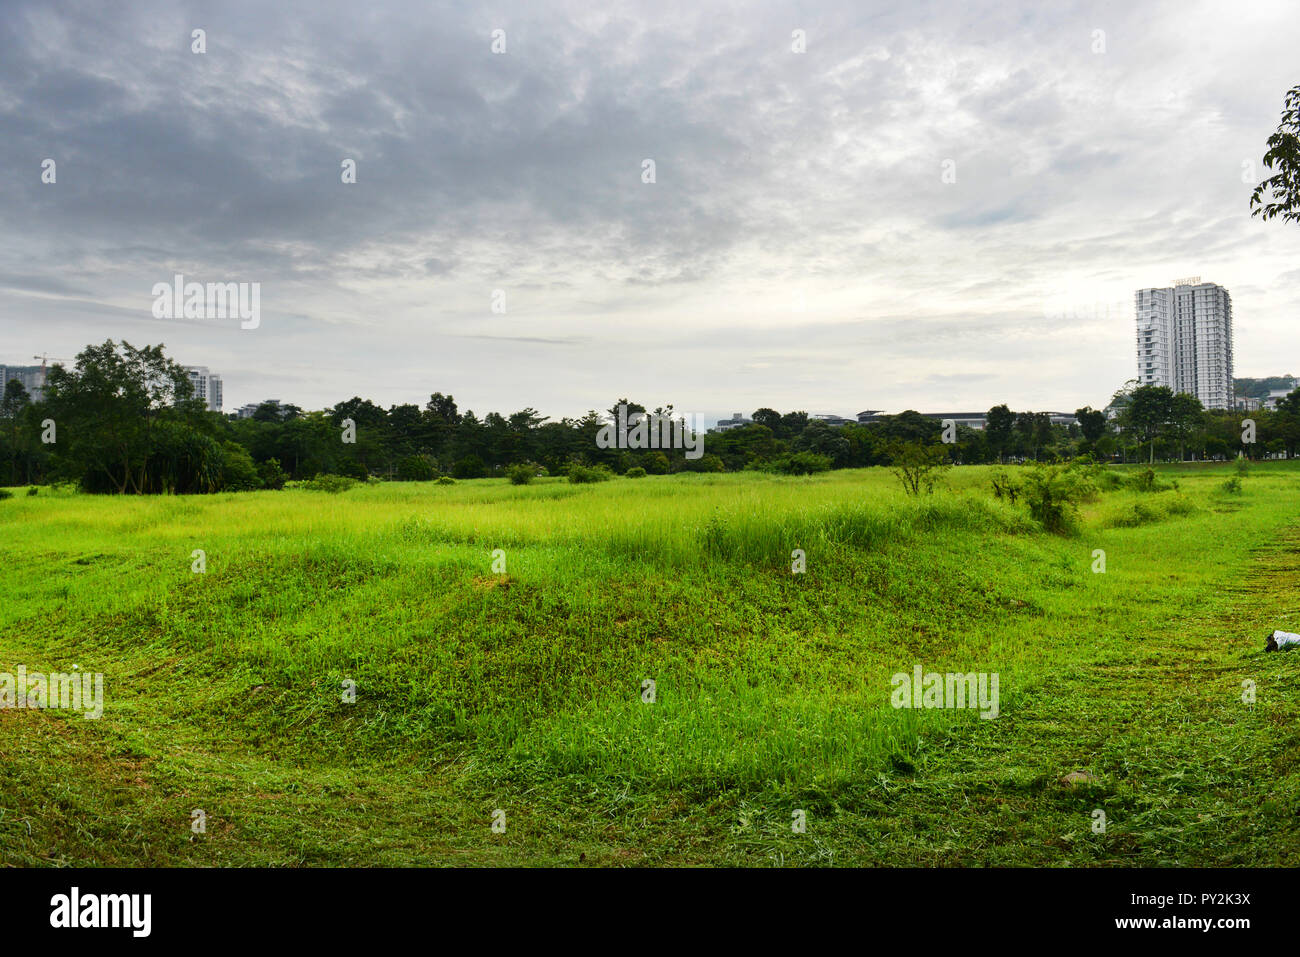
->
[32,354,70,374]
[31,354,71,385]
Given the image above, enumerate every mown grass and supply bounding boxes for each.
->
[1,462,1298,866]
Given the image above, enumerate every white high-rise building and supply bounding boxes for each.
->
[183,365,223,412]
[1134,279,1233,410]
[0,364,47,402]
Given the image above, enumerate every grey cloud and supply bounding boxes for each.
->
[1,0,1298,418]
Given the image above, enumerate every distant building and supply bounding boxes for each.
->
[183,366,223,412]
[237,399,280,419]
[927,413,990,430]
[1135,279,1234,410]
[1045,412,1080,427]
[1261,380,1299,411]
[711,413,753,432]
[809,414,856,427]
[0,364,47,402]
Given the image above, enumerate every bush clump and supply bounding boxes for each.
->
[1128,468,1173,493]
[396,455,437,482]
[436,476,456,486]
[1020,463,1096,535]
[625,466,647,478]
[774,452,833,476]
[888,441,949,495]
[680,453,727,473]
[507,463,536,485]
[303,474,358,494]
[568,464,613,484]
[451,456,488,479]
[258,457,288,490]
[990,470,1022,503]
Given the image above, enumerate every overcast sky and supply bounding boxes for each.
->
[2,0,1298,424]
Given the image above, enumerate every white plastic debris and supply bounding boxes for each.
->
[1266,630,1300,652]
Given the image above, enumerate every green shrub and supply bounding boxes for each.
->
[26,486,37,496]
[303,474,358,494]
[643,452,671,474]
[337,458,370,480]
[436,476,456,486]
[1235,456,1251,476]
[507,463,536,485]
[990,470,1022,503]
[568,464,612,484]
[396,455,437,482]
[680,453,727,473]
[451,455,488,479]
[1219,476,1243,495]
[1091,468,1123,490]
[625,466,647,478]
[0,489,12,501]
[887,441,948,495]
[1020,463,1095,535]
[775,452,833,476]
[219,441,263,491]
[1127,468,1173,493]
[258,457,288,490]
[1110,501,1157,528]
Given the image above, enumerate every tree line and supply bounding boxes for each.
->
[2,341,1297,493]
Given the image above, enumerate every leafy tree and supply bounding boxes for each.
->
[259,456,289,489]
[774,451,832,475]
[423,392,460,454]
[252,401,290,423]
[985,405,1015,463]
[888,440,950,495]
[1,379,30,485]
[396,455,436,481]
[780,410,810,438]
[387,403,426,457]
[1075,406,1108,449]
[606,398,647,426]
[220,441,262,490]
[1120,385,1176,464]
[451,454,487,479]
[43,340,206,493]
[1250,85,1300,225]
[841,423,885,467]
[1273,388,1300,457]
[874,410,941,445]
[794,419,850,466]
[1169,392,1205,461]
[751,408,782,435]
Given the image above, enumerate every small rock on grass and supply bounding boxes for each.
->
[1060,771,1097,786]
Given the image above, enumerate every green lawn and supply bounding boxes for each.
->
[2,462,1298,866]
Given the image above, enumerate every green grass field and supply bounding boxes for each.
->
[2,461,1299,866]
